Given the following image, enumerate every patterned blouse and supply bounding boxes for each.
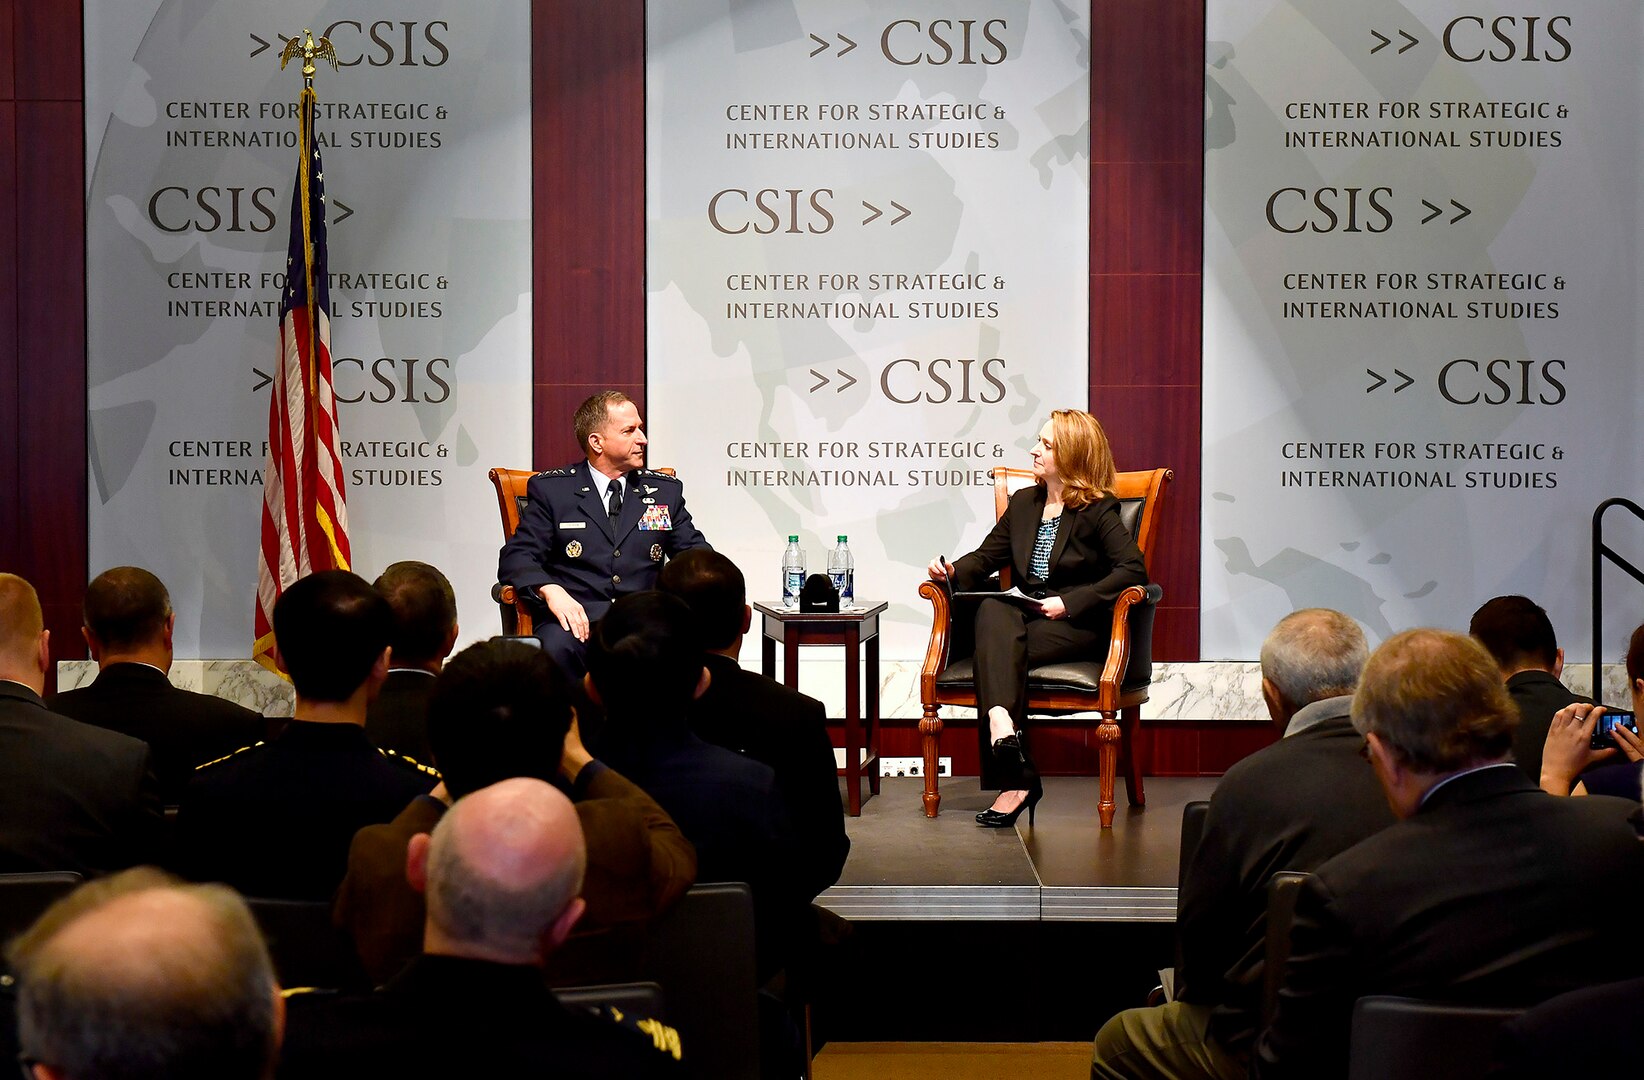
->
[1029,516,1059,581]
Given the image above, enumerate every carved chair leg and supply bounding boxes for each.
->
[919,704,943,818]
[1121,706,1145,807]
[1096,711,1121,828]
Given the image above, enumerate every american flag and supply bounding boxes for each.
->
[254,86,350,670]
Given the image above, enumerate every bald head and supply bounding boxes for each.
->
[421,778,586,965]
[0,572,48,688]
[11,873,281,1080]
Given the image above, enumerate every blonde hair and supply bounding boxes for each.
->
[1350,629,1517,772]
[1045,410,1117,509]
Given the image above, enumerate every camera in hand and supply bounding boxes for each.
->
[1589,709,1639,750]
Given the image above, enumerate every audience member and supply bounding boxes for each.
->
[1253,629,1644,1080]
[1537,620,1644,799]
[0,573,163,876]
[586,592,801,978]
[53,567,265,804]
[1468,594,1586,781]
[281,778,682,1077]
[334,638,696,984]
[7,867,283,1080]
[659,548,849,898]
[365,560,458,765]
[1093,609,1392,1079]
[174,570,437,899]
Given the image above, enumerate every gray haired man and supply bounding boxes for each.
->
[1092,609,1394,1080]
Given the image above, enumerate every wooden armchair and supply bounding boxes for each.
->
[916,466,1172,826]
[488,466,676,635]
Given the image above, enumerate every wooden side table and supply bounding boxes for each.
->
[752,600,885,815]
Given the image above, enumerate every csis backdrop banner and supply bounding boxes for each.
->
[1203,0,1642,658]
[646,0,1091,661]
[84,2,531,657]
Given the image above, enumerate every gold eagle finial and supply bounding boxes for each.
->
[279,29,338,81]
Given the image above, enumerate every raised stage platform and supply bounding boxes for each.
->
[818,775,1217,923]
[810,776,1219,1043]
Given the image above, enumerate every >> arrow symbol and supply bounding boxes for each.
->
[1398,30,1419,53]
[1370,30,1391,54]
[253,368,272,392]
[1393,369,1413,392]
[837,34,857,56]
[835,370,857,392]
[250,33,270,59]
[331,200,353,225]
[809,369,829,393]
[861,201,883,225]
[1366,369,1387,393]
[808,33,829,57]
[1421,199,1443,225]
[1449,200,1471,224]
[889,201,911,225]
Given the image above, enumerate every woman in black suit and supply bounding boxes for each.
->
[928,410,1147,826]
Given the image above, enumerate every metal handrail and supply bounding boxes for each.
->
[1591,497,1644,694]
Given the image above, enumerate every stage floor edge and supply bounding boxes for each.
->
[816,776,1218,923]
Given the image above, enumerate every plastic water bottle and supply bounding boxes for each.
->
[828,535,854,606]
[782,536,806,608]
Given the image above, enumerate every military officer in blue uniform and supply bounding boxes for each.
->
[498,391,710,675]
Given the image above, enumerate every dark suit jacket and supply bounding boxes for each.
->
[0,681,164,876]
[363,668,437,767]
[52,663,265,805]
[173,720,438,900]
[1254,766,1644,1080]
[277,954,683,1078]
[334,763,697,985]
[691,653,848,899]
[497,464,709,623]
[1505,669,1586,783]
[1175,698,1396,1053]
[604,725,799,979]
[950,487,1146,627]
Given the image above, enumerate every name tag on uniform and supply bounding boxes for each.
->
[638,505,673,531]
[561,521,588,530]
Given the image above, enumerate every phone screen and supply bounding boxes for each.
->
[1590,709,1639,750]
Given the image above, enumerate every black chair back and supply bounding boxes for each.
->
[639,883,758,1080]
[1172,800,1211,982]
[245,896,368,991]
[0,872,82,947]
[1262,871,1310,1027]
[1347,996,1526,1080]
[555,980,668,1023]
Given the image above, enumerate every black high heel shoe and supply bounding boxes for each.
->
[991,732,1024,767]
[975,780,1043,828]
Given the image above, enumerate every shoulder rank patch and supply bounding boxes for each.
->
[634,468,679,482]
[196,741,265,770]
[379,748,442,779]
[535,467,574,478]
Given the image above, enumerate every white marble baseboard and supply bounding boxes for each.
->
[55,658,1632,722]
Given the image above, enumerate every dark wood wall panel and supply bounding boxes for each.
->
[16,97,86,671]
[0,99,16,571]
[532,0,647,467]
[4,3,85,683]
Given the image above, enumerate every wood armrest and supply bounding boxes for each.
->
[498,583,519,605]
[1097,585,1149,705]
[917,581,954,697]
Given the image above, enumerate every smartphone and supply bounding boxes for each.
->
[1590,709,1639,750]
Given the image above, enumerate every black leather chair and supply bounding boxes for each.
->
[1347,996,1527,1080]
[245,896,368,991]
[1150,799,1211,1005]
[638,882,759,1080]
[1262,871,1310,1028]
[0,872,82,945]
